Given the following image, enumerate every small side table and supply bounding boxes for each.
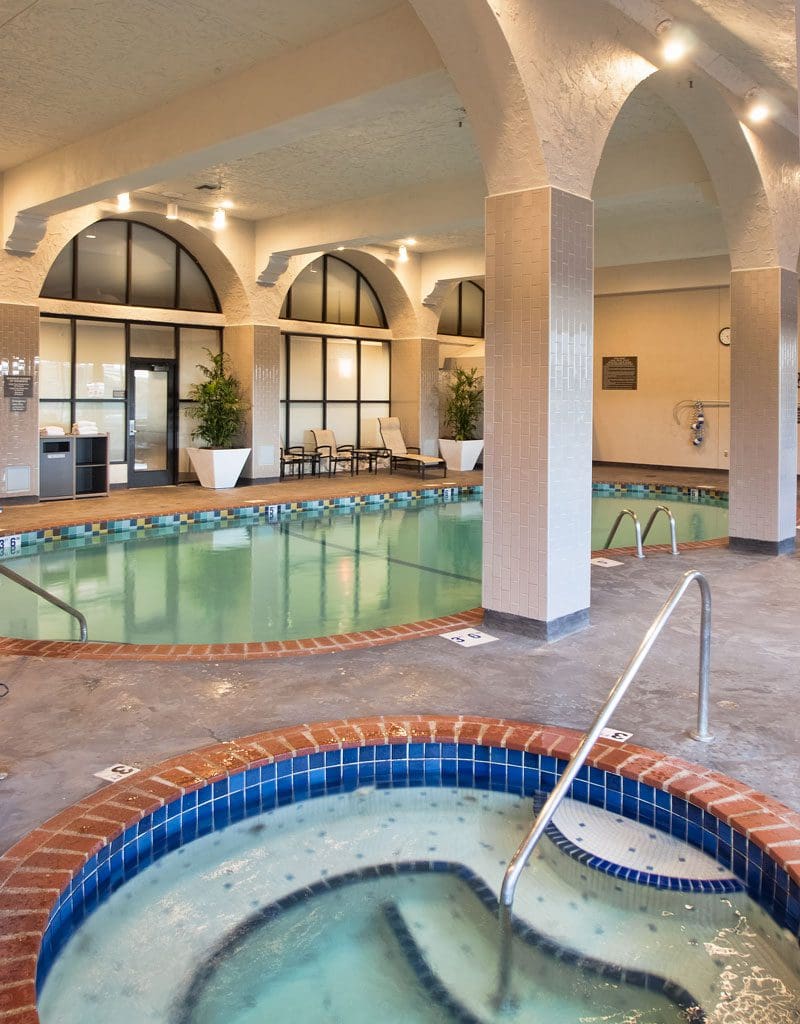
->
[353,448,389,475]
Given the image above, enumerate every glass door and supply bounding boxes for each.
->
[128,359,176,487]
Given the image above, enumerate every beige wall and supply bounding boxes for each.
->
[594,286,731,469]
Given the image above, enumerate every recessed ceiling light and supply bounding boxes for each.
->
[405,237,417,245]
[220,199,234,210]
[336,246,345,251]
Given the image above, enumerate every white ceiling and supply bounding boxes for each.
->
[137,71,483,220]
[0,0,793,259]
[0,0,397,170]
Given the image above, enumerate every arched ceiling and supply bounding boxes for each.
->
[0,0,795,261]
[594,81,728,266]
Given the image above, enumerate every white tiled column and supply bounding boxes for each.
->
[389,338,439,455]
[223,324,281,482]
[729,268,798,553]
[483,187,593,639]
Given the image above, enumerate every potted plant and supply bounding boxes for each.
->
[439,365,484,471]
[186,349,251,488]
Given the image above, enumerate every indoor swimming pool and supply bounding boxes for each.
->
[0,491,727,645]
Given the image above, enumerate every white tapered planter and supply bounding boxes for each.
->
[187,447,250,489]
[438,439,484,472]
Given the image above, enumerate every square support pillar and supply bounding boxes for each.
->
[389,337,439,455]
[222,324,282,482]
[482,187,593,640]
[729,268,797,554]
[0,303,39,501]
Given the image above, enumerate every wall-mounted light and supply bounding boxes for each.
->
[398,244,409,263]
[211,208,227,230]
[745,89,771,124]
[220,199,234,210]
[117,192,131,212]
[655,19,689,63]
[166,202,179,220]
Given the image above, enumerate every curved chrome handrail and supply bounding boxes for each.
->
[0,563,88,642]
[642,504,679,556]
[495,570,713,1009]
[603,508,643,558]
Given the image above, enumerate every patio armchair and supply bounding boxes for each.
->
[377,417,446,479]
[280,442,318,479]
[311,428,357,476]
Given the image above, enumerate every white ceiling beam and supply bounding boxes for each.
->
[254,177,485,286]
[3,4,443,254]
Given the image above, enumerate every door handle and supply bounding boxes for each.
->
[129,419,136,436]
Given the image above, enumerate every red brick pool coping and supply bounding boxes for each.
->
[0,609,484,662]
[2,713,800,1022]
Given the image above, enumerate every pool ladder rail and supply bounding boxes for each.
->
[603,504,679,558]
[495,569,713,1011]
[0,562,88,642]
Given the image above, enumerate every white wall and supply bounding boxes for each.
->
[594,283,731,469]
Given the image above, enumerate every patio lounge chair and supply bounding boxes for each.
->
[377,417,446,479]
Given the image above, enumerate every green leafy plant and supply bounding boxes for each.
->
[443,366,484,441]
[187,349,248,448]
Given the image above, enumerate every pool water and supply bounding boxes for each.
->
[0,494,726,645]
[38,787,800,1024]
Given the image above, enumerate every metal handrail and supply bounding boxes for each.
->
[495,569,713,1009]
[642,504,679,556]
[603,508,643,558]
[0,563,88,642]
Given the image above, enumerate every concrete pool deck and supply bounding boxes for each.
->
[0,464,797,855]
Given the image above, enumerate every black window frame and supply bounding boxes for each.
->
[437,280,485,338]
[38,312,222,465]
[279,331,392,450]
[40,219,221,314]
[280,254,387,329]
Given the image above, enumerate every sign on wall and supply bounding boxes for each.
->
[602,356,638,391]
[3,375,33,398]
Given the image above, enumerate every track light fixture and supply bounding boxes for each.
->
[655,19,689,63]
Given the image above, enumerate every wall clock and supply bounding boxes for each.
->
[719,326,731,346]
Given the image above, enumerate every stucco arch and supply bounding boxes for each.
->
[420,275,484,338]
[590,68,780,269]
[408,0,547,194]
[271,249,422,339]
[644,74,780,269]
[24,206,252,321]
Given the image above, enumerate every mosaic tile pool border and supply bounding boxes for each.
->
[0,715,797,1023]
[0,484,485,554]
[0,482,728,554]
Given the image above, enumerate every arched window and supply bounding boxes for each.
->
[280,255,387,328]
[438,280,484,338]
[41,220,220,313]
[278,256,390,448]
